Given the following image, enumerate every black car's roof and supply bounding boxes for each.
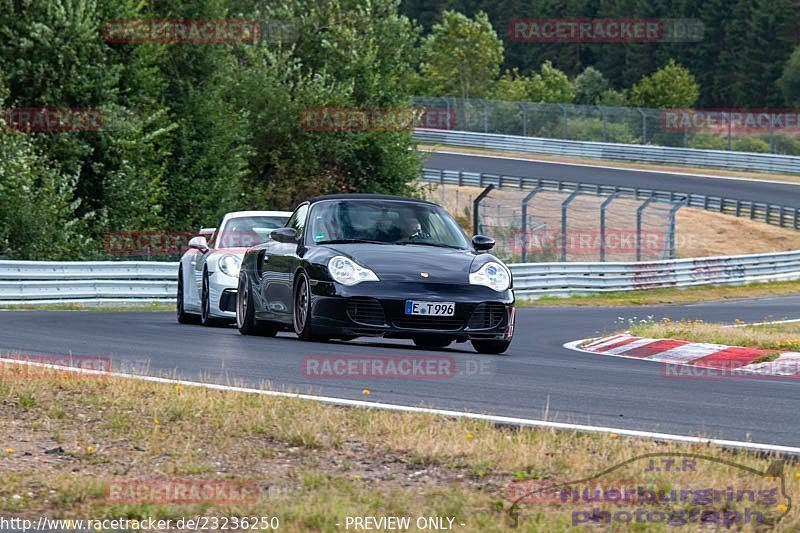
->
[306,193,437,206]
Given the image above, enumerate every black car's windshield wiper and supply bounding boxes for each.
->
[317,239,390,245]
[395,240,462,249]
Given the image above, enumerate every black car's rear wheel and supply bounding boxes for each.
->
[200,269,227,327]
[177,266,200,325]
[471,339,511,355]
[293,271,327,342]
[237,273,277,337]
[413,336,453,349]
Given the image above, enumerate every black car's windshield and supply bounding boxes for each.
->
[308,200,469,249]
[215,216,288,248]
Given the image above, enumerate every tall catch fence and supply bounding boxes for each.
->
[412,97,800,156]
[422,178,682,263]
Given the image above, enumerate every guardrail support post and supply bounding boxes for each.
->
[561,190,581,262]
[600,193,619,262]
[521,186,544,262]
[636,196,657,262]
[473,184,495,236]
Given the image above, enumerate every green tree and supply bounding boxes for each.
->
[0,0,172,249]
[230,0,423,208]
[0,81,90,259]
[574,67,609,105]
[778,45,800,107]
[491,62,574,104]
[527,61,575,103]
[629,60,699,109]
[420,10,503,99]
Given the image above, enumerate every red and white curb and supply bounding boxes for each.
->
[565,333,800,377]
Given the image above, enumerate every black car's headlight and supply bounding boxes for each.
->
[469,261,511,291]
[328,256,379,286]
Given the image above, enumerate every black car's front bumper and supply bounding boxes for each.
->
[308,280,515,341]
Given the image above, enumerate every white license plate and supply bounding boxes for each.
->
[404,300,455,316]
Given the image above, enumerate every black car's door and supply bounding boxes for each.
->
[260,203,309,325]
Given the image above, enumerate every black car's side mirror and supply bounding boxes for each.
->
[472,234,495,251]
[271,227,299,244]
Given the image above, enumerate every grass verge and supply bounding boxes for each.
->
[519,279,800,307]
[0,361,799,531]
[629,318,800,352]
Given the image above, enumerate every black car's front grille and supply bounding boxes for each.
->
[346,298,386,326]
[467,302,506,330]
[392,316,464,331]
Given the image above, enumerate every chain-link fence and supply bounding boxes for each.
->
[412,97,800,156]
[423,181,682,263]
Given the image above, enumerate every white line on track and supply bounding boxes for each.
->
[4,355,800,455]
[425,149,800,188]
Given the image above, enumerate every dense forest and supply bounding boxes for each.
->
[401,0,800,108]
[1,0,799,260]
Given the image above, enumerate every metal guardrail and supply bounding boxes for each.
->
[2,253,799,304]
[510,250,800,298]
[414,129,800,175]
[0,261,177,304]
[421,168,800,229]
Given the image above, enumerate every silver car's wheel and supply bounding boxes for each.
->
[236,272,248,330]
[200,269,226,327]
[177,266,199,325]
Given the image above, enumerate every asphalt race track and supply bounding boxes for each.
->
[2,296,800,447]
[424,151,800,206]
[4,157,800,449]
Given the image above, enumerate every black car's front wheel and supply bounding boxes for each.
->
[293,271,327,342]
[471,339,511,355]
[237,272,278,337]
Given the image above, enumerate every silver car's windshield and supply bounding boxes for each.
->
[307,200,469,249]
[215,216,287,248]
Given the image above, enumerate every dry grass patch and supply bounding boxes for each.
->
[629,318,800,352]
[0,362,799,530]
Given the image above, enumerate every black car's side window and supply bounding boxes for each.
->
[287,203,309,239]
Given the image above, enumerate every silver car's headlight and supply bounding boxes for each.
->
[469,261,510,291]
[328,256,379,286]
[218,254,241,277]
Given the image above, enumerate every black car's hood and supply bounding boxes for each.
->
[324,243,477,283]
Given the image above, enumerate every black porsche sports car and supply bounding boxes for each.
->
[235,194,515,354]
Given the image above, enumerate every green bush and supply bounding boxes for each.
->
[688,132,728,151]
[731,136,771,153]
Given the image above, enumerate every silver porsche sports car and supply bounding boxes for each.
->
[177,210,291,326]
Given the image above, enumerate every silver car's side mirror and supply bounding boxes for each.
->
[188,236,209,253]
